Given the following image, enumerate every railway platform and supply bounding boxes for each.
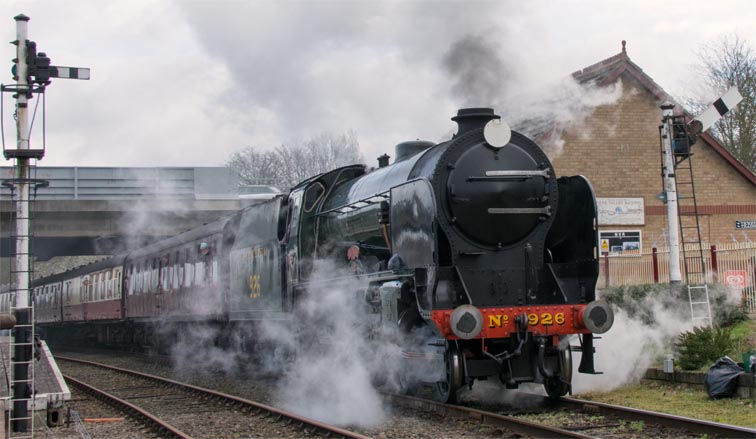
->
[0,335,70,427]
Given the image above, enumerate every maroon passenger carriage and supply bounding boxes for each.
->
[30,257,124,338]
[120,219,228,348]
[29,217,232,349]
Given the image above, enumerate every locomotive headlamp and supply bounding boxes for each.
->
[450,304,484,339]
[483,119,511,148]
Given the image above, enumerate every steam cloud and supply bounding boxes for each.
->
[571,286,743,394]
[441,33,623,158]
[260,260,405,427]
[163,257,443,428]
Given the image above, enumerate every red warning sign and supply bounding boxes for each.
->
[724,270,748,288]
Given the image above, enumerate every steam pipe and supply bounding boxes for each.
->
[536,337,554,379]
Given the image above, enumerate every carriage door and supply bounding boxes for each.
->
[284,189,304,302]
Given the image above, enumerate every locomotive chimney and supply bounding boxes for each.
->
[452,107,500,137]
[377,153,390,168]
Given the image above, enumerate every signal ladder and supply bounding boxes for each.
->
[668,115,712,326]
[7,302,35,438]
[2,175,45,438]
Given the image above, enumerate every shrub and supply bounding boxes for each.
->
[676,325,737,370]
[599,283,747,327]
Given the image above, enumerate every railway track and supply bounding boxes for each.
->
[55,351,756,438]
[559,396,756,439]
[57,356,370,439]
[382,393,593,438]
[464,389,756,439]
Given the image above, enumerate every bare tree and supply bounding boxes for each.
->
[688,34,756,173]
[226,132,365,190]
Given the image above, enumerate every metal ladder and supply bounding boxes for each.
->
[7,303,35,438]
[671,118,712,326]
[3,175,40,438]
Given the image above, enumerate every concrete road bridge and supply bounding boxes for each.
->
[0,166,264,280]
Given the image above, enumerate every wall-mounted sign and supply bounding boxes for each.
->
[735,220,756,229]
[597,198,645,225]
[599,230,642,257]
[724,270,748,288]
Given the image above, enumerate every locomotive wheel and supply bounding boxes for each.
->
[544,348,572,399]
[436,341,463,403]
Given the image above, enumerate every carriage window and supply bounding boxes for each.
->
[107,271,113,299]
[138,262,144,294]
[152,259,159,292]
[212,259,219,284]
[115,271,122,298]
[185,248,193,287]
[142,265,146,293]
[127,265,134,295]
[159,256,166,291]
[195,260,206,286]
[177,250,185,288]
[172,263,178,290]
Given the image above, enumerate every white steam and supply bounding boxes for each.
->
[168,322,244,379]
[572,289,697,394]
[505,78,624,158]
[442,33,624,159]
[259,259,406,427]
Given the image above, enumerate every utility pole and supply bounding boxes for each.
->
[3,14,89,434]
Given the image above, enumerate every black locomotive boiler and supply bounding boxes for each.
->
[25,107,613,403]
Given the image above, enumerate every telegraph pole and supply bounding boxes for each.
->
[3,14,90,433]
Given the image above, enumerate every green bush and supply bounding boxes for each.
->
[676,325,737,370]
[598,283,747,327]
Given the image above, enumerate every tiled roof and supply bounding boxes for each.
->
[573,41,755,185]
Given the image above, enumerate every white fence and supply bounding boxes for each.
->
[598,242,756,313]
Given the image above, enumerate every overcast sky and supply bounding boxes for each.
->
[1,0,754,168]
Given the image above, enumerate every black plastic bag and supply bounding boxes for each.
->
[704,356,744,399]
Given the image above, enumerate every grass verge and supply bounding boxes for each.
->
[578,381,755,428]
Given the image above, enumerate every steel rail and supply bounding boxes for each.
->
[57,356,371,439]
[63,374,194,439]
[384,393,594,439]
[561,396,756,439]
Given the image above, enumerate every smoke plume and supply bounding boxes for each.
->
[441,32,623,158]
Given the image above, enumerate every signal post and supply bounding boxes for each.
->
[3,14,89,434]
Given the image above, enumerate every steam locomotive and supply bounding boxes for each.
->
[10,107,613,402]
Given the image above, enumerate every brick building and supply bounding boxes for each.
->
[550,42,756,254]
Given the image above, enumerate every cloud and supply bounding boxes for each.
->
[3,1,756,168]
